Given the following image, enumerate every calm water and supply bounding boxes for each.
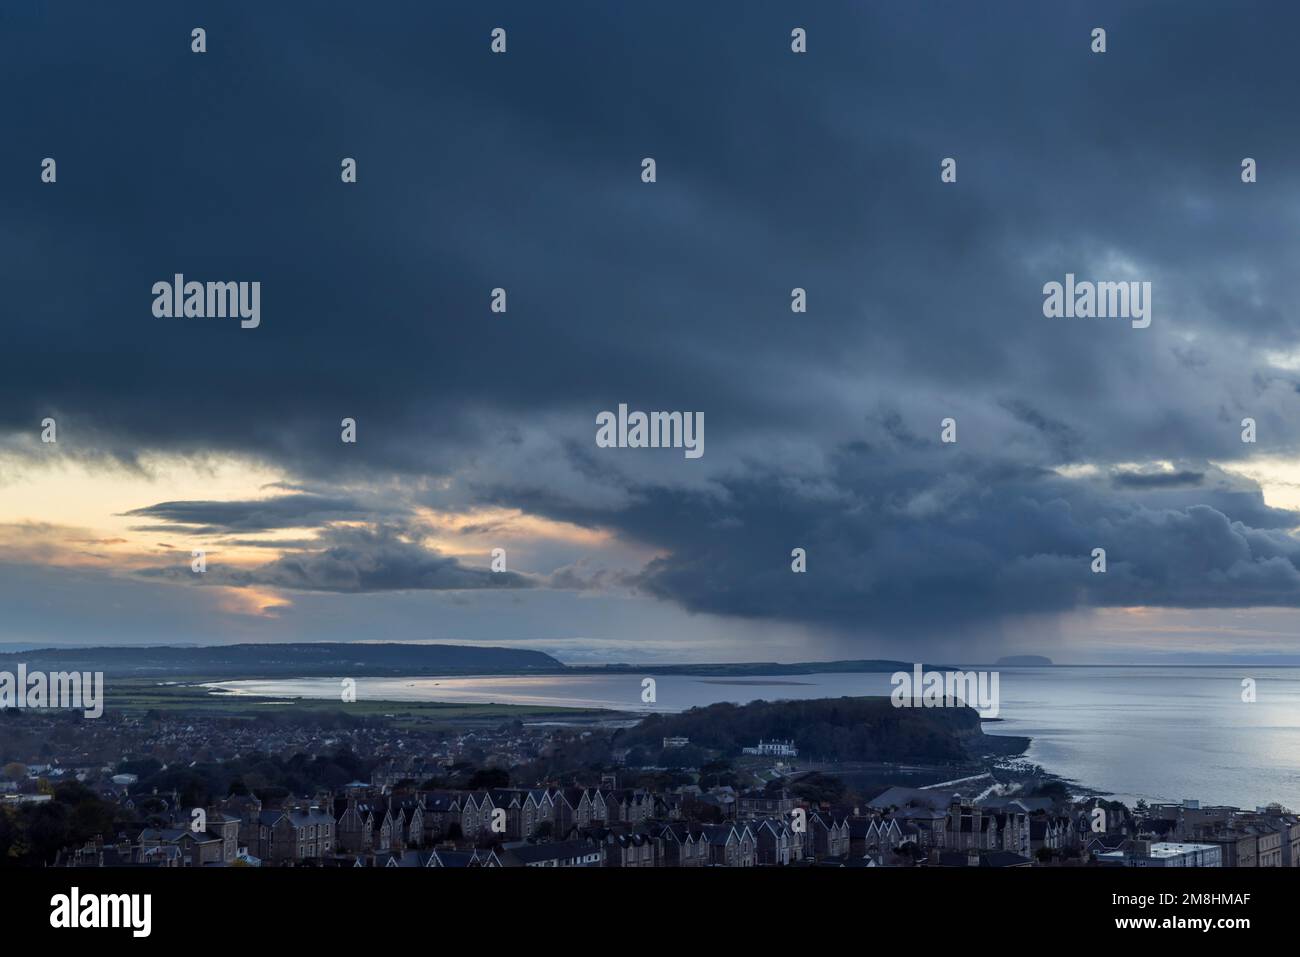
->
[205,666,1300,810]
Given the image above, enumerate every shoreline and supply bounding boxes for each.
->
[20,676,1164,811]
[98,677,1151,810]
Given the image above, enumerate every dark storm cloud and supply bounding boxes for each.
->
[138,525,534,594]
[614,452,1300,633]
[123,494,372,533]
[6,1,1300,642]
[1112,469,1205,489]
[998,399,1083,462]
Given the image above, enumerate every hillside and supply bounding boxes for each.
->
[621,695,1024,763]
[0,642,563,678]
[994,655,1053,667]
[566,659,951,676]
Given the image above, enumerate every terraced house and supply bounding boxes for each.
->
[500,839,605,867]
[807,812,852,860]
[335,796,398,854]
[256,805,335,862]
[658,823,710,867]
[521,788,556,838]
[590,828,659,866]
[753,818,801,866]
[700,824,757,867]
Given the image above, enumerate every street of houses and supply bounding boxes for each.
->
[49,776,1300,868]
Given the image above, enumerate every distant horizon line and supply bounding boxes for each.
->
[3,639,1300,668]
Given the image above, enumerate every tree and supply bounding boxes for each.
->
[694,803,724,825]
[789,772,845,806]
[0,806,15,860]
[1029,779,1070,803]
[467,768,509,790]
[891,841,924,865]
[699,760,736,789]
[20,801,70,866]
[2,763,26,783]
[69,800,117,844]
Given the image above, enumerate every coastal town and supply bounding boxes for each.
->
[2,708,1295,869]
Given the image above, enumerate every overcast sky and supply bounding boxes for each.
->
[4,1,1300,663]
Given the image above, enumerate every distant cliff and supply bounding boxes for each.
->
[564,659,953,676]
[0,642,563,678]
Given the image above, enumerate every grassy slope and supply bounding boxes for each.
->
[104,677,622,728]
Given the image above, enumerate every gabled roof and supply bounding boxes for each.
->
[1086,833,1128,851]
[430,849,477,868]
[698,824,739,845]
[421,792,461,812]
[287,808,333,827]
[980,851,1033,868]
[849,819,875,838]
[867,786,960,811]
[753,818,792,838]
[658,822,704,843]
[137,828,189,843]
[500,839,598,864]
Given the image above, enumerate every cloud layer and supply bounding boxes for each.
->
[4,2,1300,657]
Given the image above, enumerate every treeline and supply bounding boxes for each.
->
[0,749,380,866]
[619,696,984,763]
[0,642,563,678]
[120,748,379,809]
[0,781,126,866]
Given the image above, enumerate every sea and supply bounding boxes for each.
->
[203,665,1300,811]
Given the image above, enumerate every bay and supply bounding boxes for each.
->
[204,665,1300,810]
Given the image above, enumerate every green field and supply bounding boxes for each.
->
[103,677,625,728]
